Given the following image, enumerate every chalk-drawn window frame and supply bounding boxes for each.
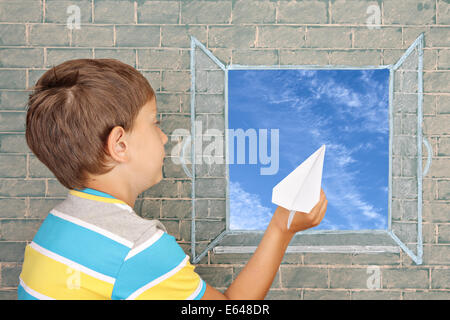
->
[182,34,431,265]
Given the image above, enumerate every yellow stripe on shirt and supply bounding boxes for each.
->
[135,260,202,300]
[69,190,128,205]
[20,244,113,300]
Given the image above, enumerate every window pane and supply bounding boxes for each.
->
[228,69,390,231]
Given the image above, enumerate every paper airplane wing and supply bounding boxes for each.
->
[272,145,325,213]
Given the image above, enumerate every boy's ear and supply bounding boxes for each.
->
[107,126,129,163]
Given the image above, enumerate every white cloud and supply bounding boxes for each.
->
[229,181,273,230]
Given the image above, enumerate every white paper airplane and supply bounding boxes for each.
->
[272,145,326,230]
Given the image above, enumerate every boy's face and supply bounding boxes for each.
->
[127,96,168,190]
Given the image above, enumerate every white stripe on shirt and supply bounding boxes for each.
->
[125,255,189,300]
[50,209,133,248]
[124,230,164,261]
[29,241,116,284]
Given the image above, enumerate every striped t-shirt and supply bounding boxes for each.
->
[18,188,206,300]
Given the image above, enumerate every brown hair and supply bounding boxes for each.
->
[26,59,155,190]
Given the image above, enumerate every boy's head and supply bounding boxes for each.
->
[26,59,168,192]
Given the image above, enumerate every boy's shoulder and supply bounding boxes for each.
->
[51,191,167,250]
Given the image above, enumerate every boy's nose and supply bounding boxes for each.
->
[160,129,168,145]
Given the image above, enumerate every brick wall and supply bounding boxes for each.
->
[0,0,449,300]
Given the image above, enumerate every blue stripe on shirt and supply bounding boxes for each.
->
[32,213,129,279]
[111,232,186,299]
[17,284,39,300]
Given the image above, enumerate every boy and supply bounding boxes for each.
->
[19,59,328,300]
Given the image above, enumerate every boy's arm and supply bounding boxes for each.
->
[201,189,328,300]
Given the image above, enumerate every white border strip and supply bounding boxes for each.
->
[50,209,133,248]
[29,241,115,284]
[124,230,164,261]
[214,245,401,254]
[19,277,55,300]
[126,255,189,300]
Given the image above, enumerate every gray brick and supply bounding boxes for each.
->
[438,224,450,243]
[306,27,352,49]
[329,49,381,66]
[178,180,191,198]
[330,267,375,289]
[330,0,376,24]
[0,0,42,22]
[181,1,231,24]
[72,25,114,47]
[142,71,161,92]
[195,178,226,198]
[0,242,26,262]
[438,49,450,69]
[47,179,68,197]
[29,155,53,178]
[438,137,450,156]
[437,0,450,24]
[281,266,328,288]
[0,112,25,132]
[0,24,26,46]
[423,244,450,265]
[208,25,254,49]
[0,179,45,197]
[424,115,450,135]
[280,49,328,65]
[383,268,429,289]
[278,0,327,24]
[195,94,224,113]
[94,49,136,68]
[94,0,135,24]
[303,253,352,265]
[403,290,450,300]
[384,0,436,25]
[392,177,418,199]
[351,290,402,300]
[116,26,160,47]
[404,27,450,48]
[304,289,350,300]
[161,71,190,92]
[161,200,192,219]
[258,26,305,49]
[0,134,29,153]
[140,179,179,198]
[354,27,403,49]
[160,113,190,134]
[138,1,180,24]
[195,265,233,287]
[424,71,450,93]
[0,70,26,90]
[155,93,182,113]
[29,198,62,219]
[0,219,42,241]
[0,49,43,68]
[45,0,92,23]
[29,24,70,46]
[0,155,26,178]
[266,289,301,300]
[232,49,278,65]
[431,268,450,289]
[0,198,26,218]
[0,91,29,111]
[163,157,189,179]
[232,0,276,24]
[162,25,206,48]
[46,48,93,68]
[437,95,450,114]
[28,69,48,89]
[0,289,17,299]
[1,263,21,287]
[137,199,161,219]
[427,158,450,178]
[138,49,188,69]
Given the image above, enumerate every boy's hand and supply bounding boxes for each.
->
[272,188,328,236]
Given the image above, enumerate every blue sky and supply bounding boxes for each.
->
[228,68,390,231]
